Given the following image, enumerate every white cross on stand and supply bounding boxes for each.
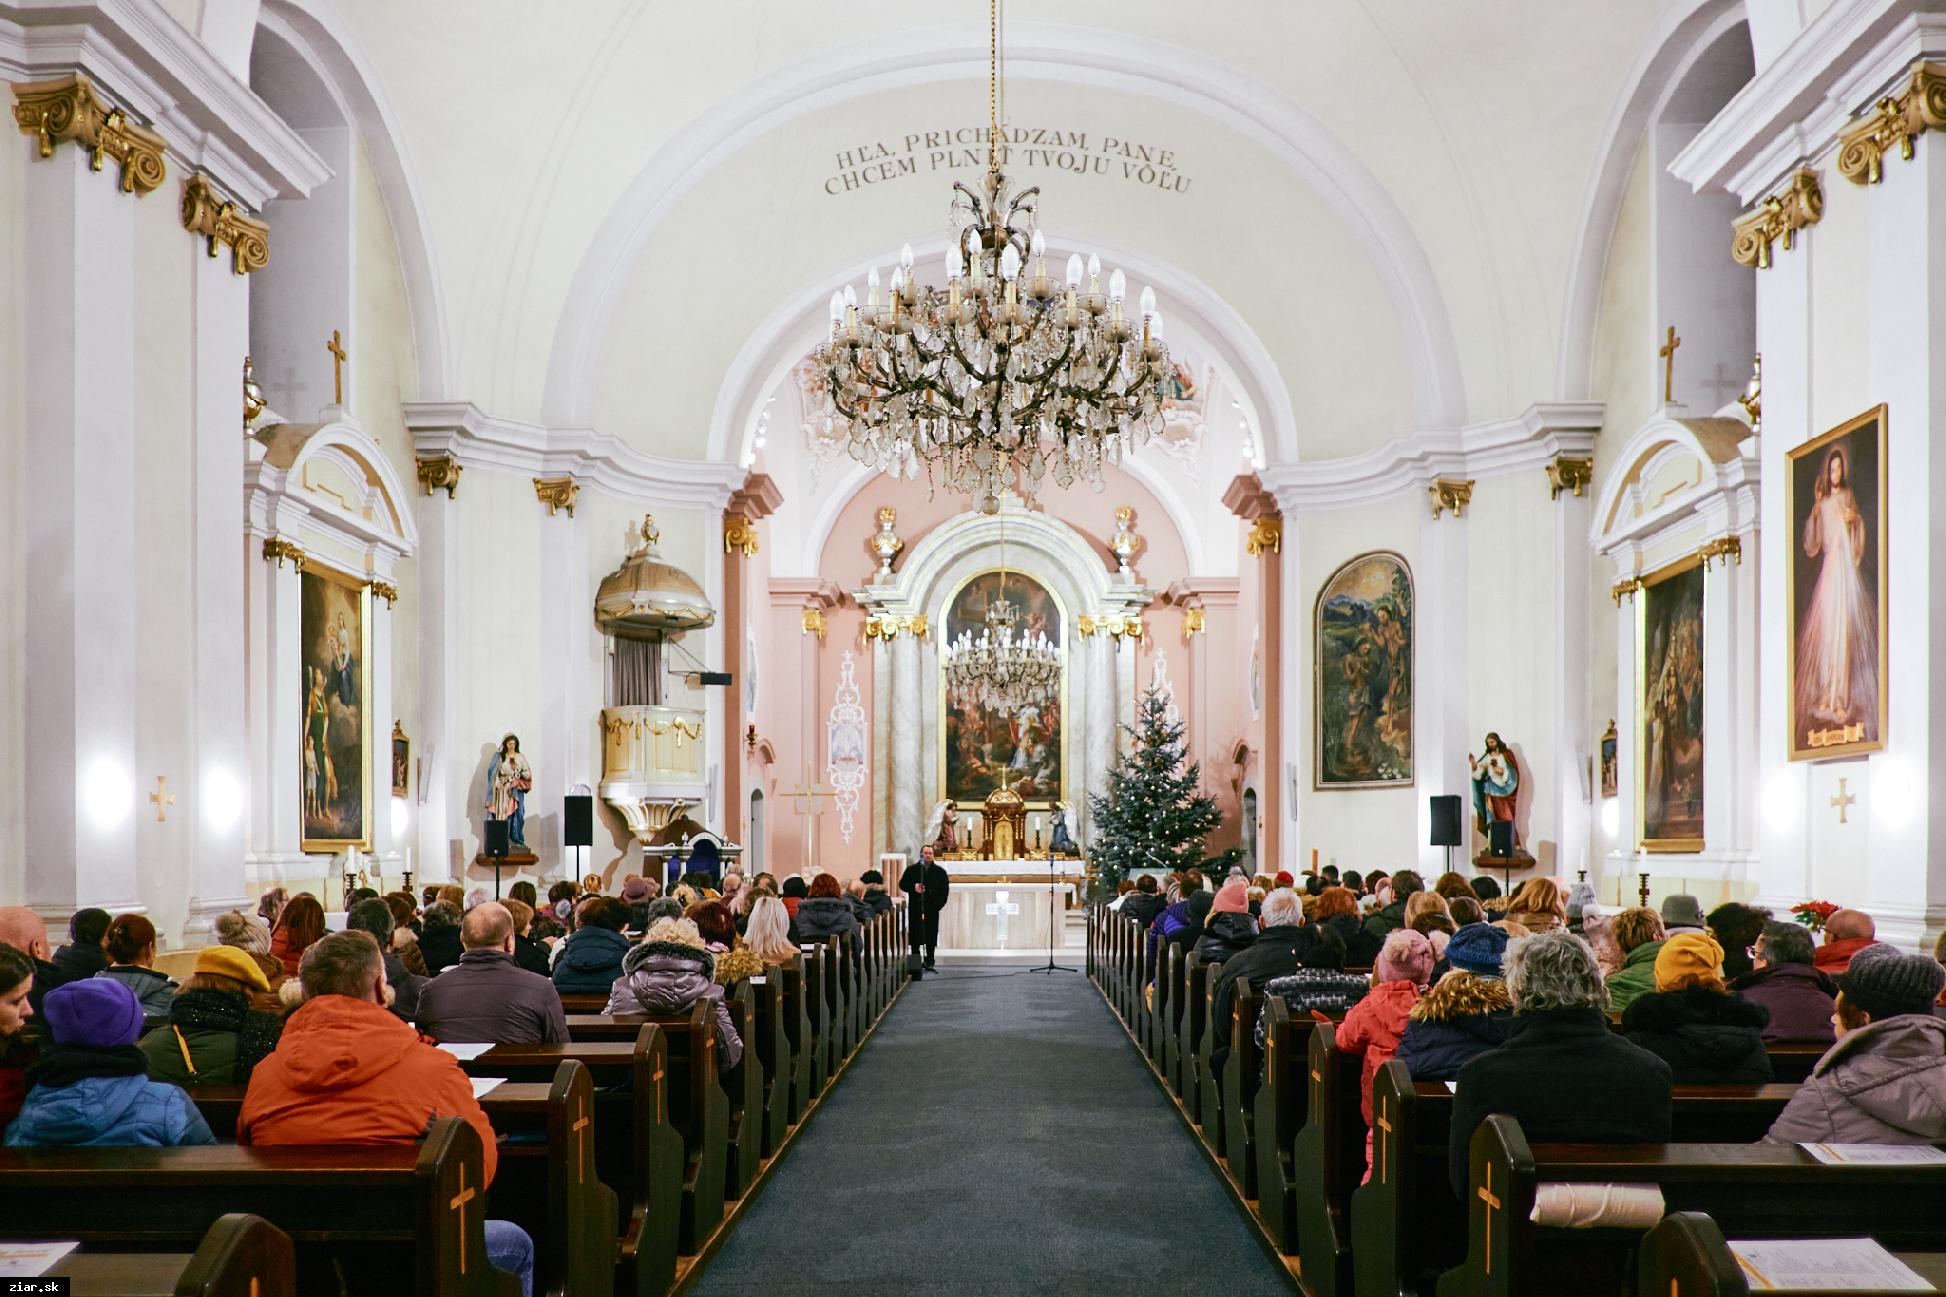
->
[785,766,834,875]
[984,888,1021,945]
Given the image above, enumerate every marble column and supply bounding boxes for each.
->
[183,238,254,939]
[23,139,142,918]
[1084,632,1115,844]
[871,636,892,856]
[891,630,922,858]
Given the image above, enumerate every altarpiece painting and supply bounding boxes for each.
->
[1314,552,1413,788]
[300,564,370,850]
[1638,554,1704,851]
[941,570,1064,806]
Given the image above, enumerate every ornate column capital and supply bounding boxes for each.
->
[1545,455,1593,500]
[368,579,399,606]
[1837,61,1946,186]
[1427,478,1475,519]
[1244,516,1282,556]
[1699,535,1743,570]
[416,455,462,498]
[863,613,928,640]
[261,538,306,570]
[180,173,268,274]
[1611,575,1642,605]
[1731,169,1822,270]
[723,512,759,557]
[11,74,166,195]
[533,476,578,517]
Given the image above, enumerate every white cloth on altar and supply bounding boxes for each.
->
[937,881,1074,950]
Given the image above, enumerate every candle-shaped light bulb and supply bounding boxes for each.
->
[999,244,1021,281]
[946,242,964,281]
[1086,252,1101,288]
[900,242,914,270]
[828,291,843,326]
[1065,253,1084,288]
[843,284,857,310]
[1109,268,1127,302]
[1139,286,1157,319]
[867,266,880,308]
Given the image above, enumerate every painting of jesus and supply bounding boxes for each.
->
[1787,405,1887,761]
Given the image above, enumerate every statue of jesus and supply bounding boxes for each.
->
[1469,732,1520,849]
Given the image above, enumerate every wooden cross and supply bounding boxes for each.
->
[650,1062,665,1124]
[785,767,834,874]
[1477,1162,1501,1275]
[326,329,347,405]
[571,1094,591,1182]
[1830,777,1856,824]
[448,1165,476,1274]
[1375,1095,1393,1185]
[1659,326,1681,404]
[149,776,175,822]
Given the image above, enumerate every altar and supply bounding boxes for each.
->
[938,881,1074,952]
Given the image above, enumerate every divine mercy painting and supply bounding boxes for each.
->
[1788,404,1886,761]
[1639,555,1704,851]
[300,564,370,850]
[1315,552,1413,788]
[942,570,1064,806]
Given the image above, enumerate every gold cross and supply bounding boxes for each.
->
[449,1165,476,1273]
[1830,777,1856,824]
[571,1095,591,1182]
[326,329,347,405]
[650,1063,665,1123]
[149,776,175,822]
[1375,1096,1393,1185]
[786,766,834,873]
[1659,326,1681,404]
[1477,1163,1501,1274]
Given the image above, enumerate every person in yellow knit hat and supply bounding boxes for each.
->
[137,945,285,1089]
[1617,930,1773,1085]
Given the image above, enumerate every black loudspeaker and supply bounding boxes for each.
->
[484,820,510,858]
[1429,795,1463,848]
[1488,820,1515,857]
[564,795,593,847]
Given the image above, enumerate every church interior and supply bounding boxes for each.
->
[5,0,1946,1293]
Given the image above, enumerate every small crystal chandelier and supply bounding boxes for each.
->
[942,593,1061,714]
[816,0,1171,510]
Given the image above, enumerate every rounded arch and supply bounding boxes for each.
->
[255,0,453,398]
[1554,0,1752,400]
[542,21,1464,435]
[255,418,421,557]
[1591,412,1755,550]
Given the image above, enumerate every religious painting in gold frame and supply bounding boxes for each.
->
[1786,404,1887,762]
[299,562,372,851]
[1314,551,1414,789]
[938,567,1067,810]
[1636,552,1705,852]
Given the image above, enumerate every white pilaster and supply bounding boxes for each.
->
[1415,502,1470,872]
[1552,487,1594,881]
[23,144,141,916]
[536,497,591,877]
[415,488,460,882]
[870,637,892,856]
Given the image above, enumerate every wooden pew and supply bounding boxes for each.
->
[821,935,854,1065]
[558,994,607,1014]
[1151,936,1180,1072]
[0,1118,515,1297]
[190,1061,617,1297]
[747,967,792,1155]
[1292,1019,1366,1294]
[458,1026,685,1296]
[1193,958,1228,1154]
[43,1212,295,1297]
[1219,975,1260,1199]
[1440,1115,1946,1297]
[797,944,831,1100]
[475,1010,728,1256]
[1637,1210,1946,1296]
[1176,952,1209,1110]
[779,952,818,1124]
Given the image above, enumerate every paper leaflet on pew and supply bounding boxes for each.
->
[1802,1143,1946,1166]
[0,1241,78,1277]
[1730,1238,1934,1291]
[437,1042,493,1060]
[470,1077,503,1098]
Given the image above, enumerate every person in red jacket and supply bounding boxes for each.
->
[1812,909,1880,976]
[238,931,533,1296]
[1336,928,1435,1182]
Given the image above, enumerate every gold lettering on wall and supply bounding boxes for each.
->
[822,128,1193,197]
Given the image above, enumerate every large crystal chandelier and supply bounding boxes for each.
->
[816,0,1171,510]
[941,591,1061,714]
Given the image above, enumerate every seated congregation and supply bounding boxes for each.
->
[1094,868,1946,1295]
[0,867,904,1296]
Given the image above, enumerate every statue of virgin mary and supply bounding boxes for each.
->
[485,733,533,848]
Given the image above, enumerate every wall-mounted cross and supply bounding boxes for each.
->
[1659,325,1682,403]
[149,776,175,822]
[326,329,347,405]
[1830,777,1857,824]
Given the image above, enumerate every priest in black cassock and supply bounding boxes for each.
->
[900,844,951,973]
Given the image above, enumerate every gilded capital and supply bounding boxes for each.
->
[1428,478,1474,519]
[12,74,166,195]
[416,455,462,498]
[1731,170,1822,270]
[1244,515,1282,557]
[1700,535,1743,570]
[368,579,400,606]
[534,476,578,517]
[723,512,759,557]
[1545,456,1593,500]
[1837,62,1946,185]
[262,538,306,570]
[801,608,827,639]
[181,173,269,274]
[1611,576,1642,606]
[1181,608,1207,638]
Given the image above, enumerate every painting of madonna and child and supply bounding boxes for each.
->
[1314,552,1413,788]
[942,571,1064,805]
[1788,405,1887,762]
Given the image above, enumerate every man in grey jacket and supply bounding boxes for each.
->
[416,902,569,1045]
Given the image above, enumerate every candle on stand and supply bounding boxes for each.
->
[1311,847,1319,873]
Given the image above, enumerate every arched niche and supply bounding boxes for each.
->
[1593,412,1757,882]
[856,496,1149,858]
[244,417,417,887]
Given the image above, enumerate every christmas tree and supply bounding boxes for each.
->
[1087,680,1233,891]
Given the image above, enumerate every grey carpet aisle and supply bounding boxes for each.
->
[690,965,1292,1297]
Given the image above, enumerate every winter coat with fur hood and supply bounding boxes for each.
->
[1764,1014,1946,1146]
[1619,986,1773,1085]
[604,941,743,1070]
[1194,911,1258,965]
[1394,970,1514,1082]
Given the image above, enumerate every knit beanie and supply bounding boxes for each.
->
[214,910,272,956]
[42,978,144,1047]
[860,870,883,885]
[194,943,272,992]
[1654,932,1725,989]
[1211,881,1250,915]
[1274,871,1295,888]
[1565,881,1598,922]
[1376,929,1436,986]
[1445,922,1511,977]
[1840,942,1946,1019]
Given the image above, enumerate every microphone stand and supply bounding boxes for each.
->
[1028,837,1078,976]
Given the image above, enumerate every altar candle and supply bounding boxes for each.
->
[1311,847,1319,872]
